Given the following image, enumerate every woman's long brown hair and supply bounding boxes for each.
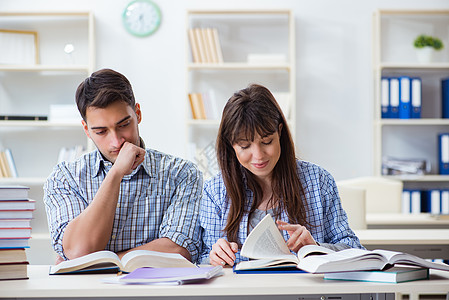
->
[216,84,309,244]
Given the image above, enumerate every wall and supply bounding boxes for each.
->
[2,0,449,181]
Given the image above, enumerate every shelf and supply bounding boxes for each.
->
[0,177,46,185]
[187,63,291,71]
[376,119,449,126]
[383,175,449,182]
[379,62,449,69]
[0,65,90,72]
[0,121,81,128]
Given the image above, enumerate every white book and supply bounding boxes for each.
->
[402,190,411,214]
[411,190,421,214]
[441,190,449,214]
[430,190,441,214]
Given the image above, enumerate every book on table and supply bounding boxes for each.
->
[109,265,223,285]
[324,266,429,283]
[49,249,197,275]
[0,262,29,280]
[0,186,29,200]
[234,214,449,273]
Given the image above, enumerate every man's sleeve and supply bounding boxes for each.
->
[43,163,87,260]
[159,161,203,263]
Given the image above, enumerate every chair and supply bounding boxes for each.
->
[336,176,403,214]
[336,184,367,230]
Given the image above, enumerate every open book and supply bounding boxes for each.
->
[49,250,196,275]
[235,214,449,273]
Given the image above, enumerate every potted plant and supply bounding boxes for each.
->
[413,34,444,63]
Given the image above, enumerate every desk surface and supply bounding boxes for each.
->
[1,265,449,298]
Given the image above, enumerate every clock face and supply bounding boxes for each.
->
[123,0,161,37]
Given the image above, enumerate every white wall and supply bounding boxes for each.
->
[2,0,449,181]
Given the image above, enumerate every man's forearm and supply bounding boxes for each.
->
[117,237,191,261]
[62,168,123,259]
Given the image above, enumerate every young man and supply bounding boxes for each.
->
[44,69,202,263]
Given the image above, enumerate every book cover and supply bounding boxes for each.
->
[118,266,223,284]
[0,200,35,210]
[0,227,32,239]
[324,266,429,283]
[0,210,33,219]
[0,238,30,249]
[0,186,29,201]
[0,261,29,280]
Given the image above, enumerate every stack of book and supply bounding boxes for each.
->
[188,27,223,64]
[188,92,220,120]
[0,186,34,280]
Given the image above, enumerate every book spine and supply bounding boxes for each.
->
[439,133,449,175]
[442,78,449,118]
[411,77,422,119]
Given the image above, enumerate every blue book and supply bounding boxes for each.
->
[399,76,411,119]
[442,78,449,118]
[381,77,390,118]
[438,133,449,175]
[411,77,422,118]
[324,266,429,283]
[389,77,400,118]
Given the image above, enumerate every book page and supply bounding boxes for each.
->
[240,214,293,260]
[296,244,336,260]
[121,250,196,273]
[49,250,122,274]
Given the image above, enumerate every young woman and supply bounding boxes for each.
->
[199,84,364,266]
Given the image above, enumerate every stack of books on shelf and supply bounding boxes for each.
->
[188,27,223,64]
[0,149,18,178]
[402,189,449,215]
[381,76,421,119]
[57,145,86,164]
[188,92,220,120]
[0,185,34,280]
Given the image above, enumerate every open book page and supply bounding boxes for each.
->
[49,250,122,274]
[297,244,336,260]
[297,248,388,273]
[121,250,196,272]
[240,214,293,260]
[373,249,449,271]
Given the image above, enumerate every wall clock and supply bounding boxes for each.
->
[122,0,161,37]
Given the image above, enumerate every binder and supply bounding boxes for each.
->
[438,133,449,175]
[399,76,411,119]
[427,190,441,214]
[442,78,449,118]
[389,77,400,118]
[411,77,422,119]
[410,190,421,214]
[401,190,411,214]
[381,77,390,118]
[441,190,449,214]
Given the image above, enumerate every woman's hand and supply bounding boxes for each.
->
[276,220,317,253]
[209,238,239,267]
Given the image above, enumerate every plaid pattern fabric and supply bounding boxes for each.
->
[199,160,364,264]
[44,148,203,262]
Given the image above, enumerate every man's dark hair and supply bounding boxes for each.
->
[75,68,136,120]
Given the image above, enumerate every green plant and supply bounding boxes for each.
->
[414,34,444,50]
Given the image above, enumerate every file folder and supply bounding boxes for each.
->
[399,76,411,119]
[381,77,390,118]
[389,77,400,118]
[411,77,422,119]
[438,133,449,175]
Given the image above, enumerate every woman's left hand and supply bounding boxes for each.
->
[276,220,317,253]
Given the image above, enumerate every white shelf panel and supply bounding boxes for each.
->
[376,119,449,126]
[187,63,291,71]
[0,65,90,72]
[186,119,220,126]
[0,177,46,185]
[383,175,449,182]
[0,121,81,128]
[379,62,449,69]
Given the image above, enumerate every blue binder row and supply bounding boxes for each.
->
[439,133,449,175]
[381,76,422,119]
[402,189,449,215]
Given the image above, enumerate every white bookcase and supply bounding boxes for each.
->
[372,10,449,191]
[186,10,296,179]
[0,12,95,264]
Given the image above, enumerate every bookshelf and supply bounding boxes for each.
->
[186,10,296,179]
[0,12,95,182]
[372,10,449,216]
